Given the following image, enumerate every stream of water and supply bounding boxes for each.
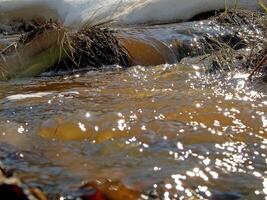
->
[0,48,266,199]
[0,1,267,199]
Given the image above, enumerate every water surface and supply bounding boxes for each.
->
[0,60,266,199]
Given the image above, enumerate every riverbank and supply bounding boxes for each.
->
[1,8,266,80]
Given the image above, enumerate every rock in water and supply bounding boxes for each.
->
[0,23,130,80]
[0,166,48,200]
[0,24,67,80]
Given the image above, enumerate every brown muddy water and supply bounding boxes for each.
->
[0,22,267,199]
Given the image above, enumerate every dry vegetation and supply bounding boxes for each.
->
[200,8,267,80]
[21,22,131,71]
[0,22,130,80]
[0,8,266,80]
[53,26,130,72]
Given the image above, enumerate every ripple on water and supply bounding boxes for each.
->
[0,63,267,199]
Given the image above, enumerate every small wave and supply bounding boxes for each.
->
[5,92,53,100]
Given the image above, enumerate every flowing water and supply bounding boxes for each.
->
[0,1,267,199]
[0,30,267,198]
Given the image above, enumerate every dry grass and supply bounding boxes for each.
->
[0,22,130,79]
[18,22,131,72]
[53,26,130,72]
[200,8,267,80]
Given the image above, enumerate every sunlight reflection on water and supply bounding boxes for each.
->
[0,62,267,199]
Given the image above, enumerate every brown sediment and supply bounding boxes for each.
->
[39,118,95,141]
[39,118,136,143]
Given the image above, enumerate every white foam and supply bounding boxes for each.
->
[6,92,53,100]
[0,0,259,28]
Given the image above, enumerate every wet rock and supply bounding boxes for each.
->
[80,187,106,200]
[0,24,67,80]
[0,23,130,80]
[0,166,28,200]
[0,184,29,200]
[81,180,140,200]
[0,166,48,200]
